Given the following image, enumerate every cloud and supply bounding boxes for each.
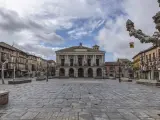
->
[15,43,64,59]
[1,0,158,61]
[0,7,64,59]
[96,0,159,61]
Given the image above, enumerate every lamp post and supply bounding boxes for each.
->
[46,61,48,82]
[119,62,121,82]
[13,65,15,81]
[1,60,8,84]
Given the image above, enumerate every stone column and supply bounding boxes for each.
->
[93,68,97,78]
[74,55,76,65]
[57,55,60,64]
[56,69,59,77]
[65,68,69,77]
[75,55,78,65]
[158,71,160,81]
[95,55,97,65]
[151,70,154,80]
[75,68,78,77]
[101,56,104,66]
[92,55,94,66]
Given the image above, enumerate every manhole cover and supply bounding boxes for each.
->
[158,114,160,116]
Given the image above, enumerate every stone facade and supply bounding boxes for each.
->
[133,46,160,80]
[105,59,134,79]
[105,62,119,78]
[0,42,52,78]
[55,43,106,78]
[0,42,28,78]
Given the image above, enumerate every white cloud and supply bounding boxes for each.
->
[1,0,158,61]
[96,0,159,61]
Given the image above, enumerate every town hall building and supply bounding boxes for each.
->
[55,43,106,78]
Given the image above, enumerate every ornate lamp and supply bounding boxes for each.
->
[126,1,160,46]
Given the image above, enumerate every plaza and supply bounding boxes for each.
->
[0,79,160,120]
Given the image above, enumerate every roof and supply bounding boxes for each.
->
[132,46,158,59]
[105,62,119,66]
[55,45,105,53]
[0,42,17,51]
[0,42,27,54]
[117,58,130,62]
[48,60,56,63]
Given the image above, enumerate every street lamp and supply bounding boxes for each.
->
[13,65,15,81]
[46,61,48,82]
[119,62,121,82]
[1,59,8,84]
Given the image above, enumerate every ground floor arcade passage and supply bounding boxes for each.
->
[59,68,103,77]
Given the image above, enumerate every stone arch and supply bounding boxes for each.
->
[97,68,102,77]
[59,68,65,76]
[78,68,84,77]
[69,68,74,77]
[88,68,93,77]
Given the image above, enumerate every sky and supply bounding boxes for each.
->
[0,0,159,61]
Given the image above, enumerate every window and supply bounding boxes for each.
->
[110,66,114,71]
[61,59,65,66]
[70,59,73,66]
[110,74,113,77]
[87,59,91,66]
[149,54,151,61]
[153,53,155,60]
[146,55,148,61]
[78,58,82,66]
[96,59,99,66]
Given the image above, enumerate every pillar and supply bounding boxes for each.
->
[75,68,78,77]
[101,56,103,66]
[151,70,154,80]
[84,68,87,78]
[159,71,160,81]
[56,69,59,77]
[65,68,69,77]
[93,68,96,78]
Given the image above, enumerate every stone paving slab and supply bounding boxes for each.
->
[0,79,160,120]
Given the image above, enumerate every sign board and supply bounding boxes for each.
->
[129,42,134,48]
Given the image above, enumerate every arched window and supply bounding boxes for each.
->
[69,68,74,77]
[88,68,93,77]
[97,68,102,77]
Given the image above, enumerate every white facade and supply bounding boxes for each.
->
[55,43,106,78]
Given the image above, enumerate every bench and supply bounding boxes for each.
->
[8,80,32,84]
[0,91,9,105]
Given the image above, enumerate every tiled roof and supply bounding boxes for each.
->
[105,62,119,66]
[132,46,157,59]
[0,42,17,51]
[0,42,27,54]
[48,60,56,63]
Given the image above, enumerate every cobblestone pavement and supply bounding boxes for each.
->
[0,79,160,120]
